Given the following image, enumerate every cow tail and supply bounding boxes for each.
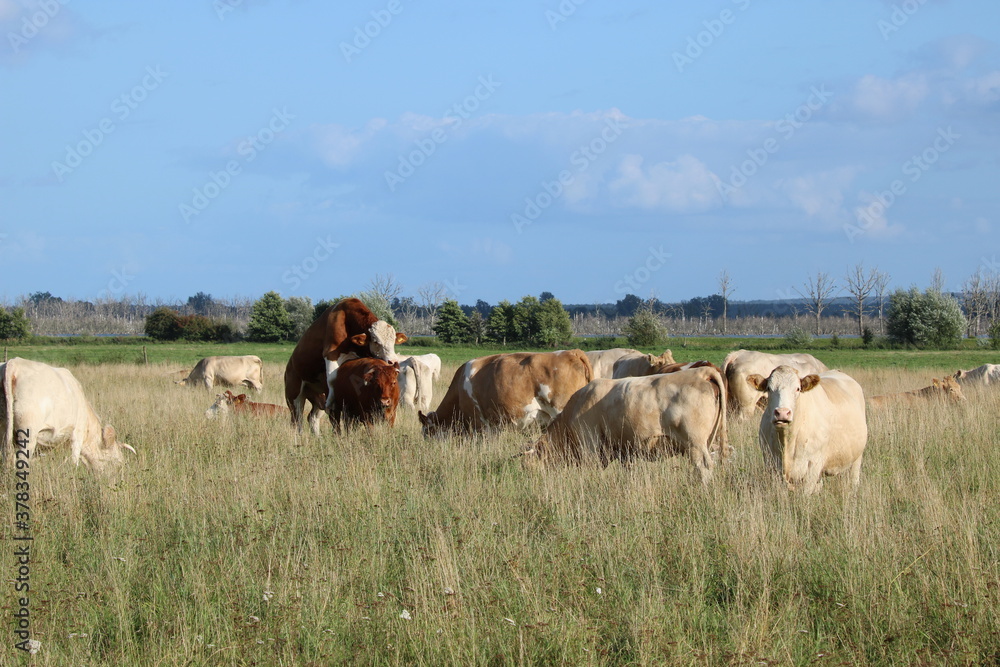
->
[2,361,13,464]
[412,361,425,411]
[579,350,594,384]
[709,368,729,460]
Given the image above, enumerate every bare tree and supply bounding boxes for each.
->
[368,273,403,304]
[930,267,946,294]
[873,269,891,334]
[962,272,988,337]
[844,263,879,336]
[795,272,838,335]
[718,269,736,335]
[417,281,447,329]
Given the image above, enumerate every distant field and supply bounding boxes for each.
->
[3,337,998,372]
[2,358,998,664]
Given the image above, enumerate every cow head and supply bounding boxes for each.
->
[934,376,966,402]
[747,365,820,428]
[418,410,441,438]
[86,424,136,472]
[353,360,401,425]
[349,320,408,363]
[205,394,230,419]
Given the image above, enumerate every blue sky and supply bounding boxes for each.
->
[2,0,998,306]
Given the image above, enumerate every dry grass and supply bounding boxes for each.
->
[5,361,1000,665]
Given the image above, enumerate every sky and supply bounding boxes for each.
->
[2,0,999,307]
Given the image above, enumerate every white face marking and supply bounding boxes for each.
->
[765,366,804,424]
[367,320,399,362]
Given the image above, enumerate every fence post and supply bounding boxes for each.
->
[143,345,148,365]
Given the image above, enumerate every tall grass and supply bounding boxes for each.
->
[4,361,999,665]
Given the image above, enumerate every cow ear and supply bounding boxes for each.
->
[350,333,368,346]
[363,370,375,384]
[800,374,821,392]
[392,361,400,373]
[395,332,408,345]
[417,411,427,425]
[102,425,117,447]
[932,378,941,387]
[746,374,767,391]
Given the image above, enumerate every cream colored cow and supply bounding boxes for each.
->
[611,349,675,379]
[723,350,829,419]
[585,348,639,379]
[176,355,264,391]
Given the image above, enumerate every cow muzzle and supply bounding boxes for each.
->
[772,407,792,426]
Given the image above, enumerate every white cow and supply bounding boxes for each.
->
[399,353,441,382]
[611,350,676,379]
[585,348,639,379]
[748,365,867,493]
[398,356,434,412]
[723,350,829,419]
[176,355,264,391]
[952,363,1000,388]
[2,358,135,473]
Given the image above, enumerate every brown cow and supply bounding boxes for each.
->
[205,391,288,419]
[418,350,593,437]
[868,376,965,407]
[329,358,401,432]
[284,298,407,434]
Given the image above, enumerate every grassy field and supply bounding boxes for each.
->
[2,345,999,664]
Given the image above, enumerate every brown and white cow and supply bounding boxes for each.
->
[723,350,829,419]
[527,366,728,484]
[611,349,675,379]
[176,355,264,391]
[328,358,401,431]
[952,363,1000,388]
[205,390,288,419]
[418,350,593,437]
[748,365,867,493]
[2,358,135,473]
[284,298,407,434]
[585,348,640,379]
[868,376,965,407]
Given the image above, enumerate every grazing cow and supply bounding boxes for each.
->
[284,298,407,434]
[748,365,867,493]
[329,358,401,431]
[585,348,640,379]
[952,363,1000,388]
[528,366,728,484]
[418,350,593,437]
[611,350,676,379]
[176,355,264,391]
[647,359,721,376]
[1,358,135,473]
[398,356,434,413]
[399,353,442,382]
[205,390,288,419]
[869,376,965,407]
[723,350,829,419]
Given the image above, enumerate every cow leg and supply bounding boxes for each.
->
[849,454,864,488]
[307,401,322,436]
[688,442,714,486]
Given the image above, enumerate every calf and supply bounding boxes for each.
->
[869,376,965,407]
[205,390,288,419]
[329,358,401,431]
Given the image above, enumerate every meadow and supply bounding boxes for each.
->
[2,342,999,665]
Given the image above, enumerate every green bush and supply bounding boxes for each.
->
[782,327,812,349]
[887,287,967,349]
[861,326,875,348]
[144,307,183,341]
[0,307,30,341]
[989,320,1000,351]
[434,300,471,344]
[624,309,666,348]
[246,291,295,343]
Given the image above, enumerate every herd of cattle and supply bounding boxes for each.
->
[1,298,998,493]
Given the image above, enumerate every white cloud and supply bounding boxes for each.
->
[311,118,387,168]
[607,154,720,212]
[849,73,929,121]
[852,191,905,239]
[777,167,858,221]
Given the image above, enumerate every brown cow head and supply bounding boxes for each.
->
[355,360,401,425]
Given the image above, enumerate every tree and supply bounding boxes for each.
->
[433,300,470,343]
[844,263,879,336]
[284,296,314,340]
[473,299,492,317]
[0,307,30,341]
[485,300,516,345]
[367,273,403,304]
[144,307,183,341]
[539,291,555,303]
[417,282,447,328]
[187,291,214,315]
[247,291,294,343]
[466,310,486,345]
[28,291,62,305]
[873,270,891,334]
[354,290,399,329]
[624,307,666,347]
[615,294,642,318]
[717,270,736,335]
[795,272,838,335]
[533,297,574,347]
[887,287,967,349]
